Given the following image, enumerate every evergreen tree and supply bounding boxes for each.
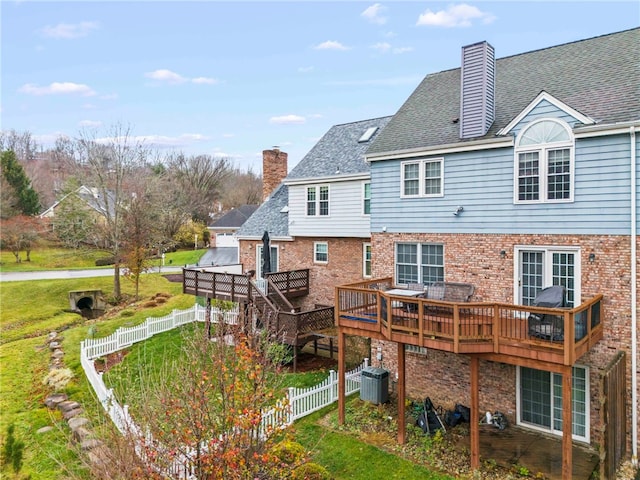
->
[1,150,40,215]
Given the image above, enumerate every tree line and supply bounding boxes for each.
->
[0,125,263,299]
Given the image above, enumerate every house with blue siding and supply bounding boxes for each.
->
[335,28,639,479]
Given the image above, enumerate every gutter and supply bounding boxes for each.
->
[631,126,638,467]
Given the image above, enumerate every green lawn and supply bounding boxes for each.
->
[0,271,190,479]
[0,246,207,272]
[294,411,453,480]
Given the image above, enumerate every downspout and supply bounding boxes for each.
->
[631,126,638,467]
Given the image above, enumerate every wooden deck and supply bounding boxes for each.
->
[336,278,604,366]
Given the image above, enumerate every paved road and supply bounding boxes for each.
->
[0,266,184,282]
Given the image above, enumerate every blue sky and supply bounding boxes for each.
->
[2,1,638,172]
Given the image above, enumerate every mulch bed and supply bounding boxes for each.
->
[163,273,183,283]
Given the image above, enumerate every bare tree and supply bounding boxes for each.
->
[73,124,151,300]
[121,177,164,299]
[219,166,263,209]
[169,153,232,223]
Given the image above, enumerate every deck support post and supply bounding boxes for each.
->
[338,330,346,425]
[470,356,480,469]
[397,342,406,444]
[562,365,573,479]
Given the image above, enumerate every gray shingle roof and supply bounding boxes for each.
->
[236,183,289,238]
[367,28,640,156]
[287,116,392,179]
[209,204,259,228]
[237,116,392,239]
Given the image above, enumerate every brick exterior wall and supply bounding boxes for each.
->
[370,232,638,449]
[239,236,370,310]
[262,149,288,201]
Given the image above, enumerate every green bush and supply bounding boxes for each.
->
[271,440,305,465]
[95,256,115,266]
[291,462,332,480]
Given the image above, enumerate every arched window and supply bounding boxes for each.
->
[514,119,574,203]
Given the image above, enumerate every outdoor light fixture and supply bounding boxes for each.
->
[500,250,507,259]
[453,206,464,216]
[589,253,596,263]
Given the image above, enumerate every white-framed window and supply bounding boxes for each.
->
[514,119,574,204]
[400,158,443,198]
[363,243,372,278]
[306,185,329,216]
[363,182,371,215]
[517,365,589,443]
[395,243,444,286]
[314,242,328,263]
[515,246,580,308]
[256,244,279,278]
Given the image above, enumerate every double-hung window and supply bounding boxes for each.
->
[395,243,444,286]
[306,186,329,216]
[515,119,574,203]
[363,243,372,277]
[401,158,443,198]
[363,182,371,215]
[314,242,328,263]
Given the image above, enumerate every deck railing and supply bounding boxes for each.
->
[183,268,310,300]
[336,278,603,365]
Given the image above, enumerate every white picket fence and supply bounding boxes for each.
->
[80,303,367,476]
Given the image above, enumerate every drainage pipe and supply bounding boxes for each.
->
[630,126,637,467]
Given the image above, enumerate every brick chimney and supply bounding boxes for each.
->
[262,147,288,201]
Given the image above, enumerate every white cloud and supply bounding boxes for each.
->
[269,115,306,125]
[100,93,118,100]
[393,46,413,54]
[18,82,96,96]
[298,66,314,73]
[191,77,219,85]
[417,4,496,27]
[145,69,187,84]
[314,40,349,51]
[372,42,391,53]
[145,70,219,86]
[78,120,102,127]
[361,3,387,25]
[371,42,413,54]
[95,133,209,148]
[41,21,99,39]
[33,132,67,146]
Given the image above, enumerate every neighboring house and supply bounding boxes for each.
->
[39,185,113,220]
[207,204,258,248]
[335,28,638,478]
[236,117,392,308]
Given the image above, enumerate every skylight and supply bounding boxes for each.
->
[358,127,378,143]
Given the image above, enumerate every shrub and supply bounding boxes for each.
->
[95,256,115,266]
[291,462,332,480]
[271,440,305,465]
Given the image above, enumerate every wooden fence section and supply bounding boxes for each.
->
[600,351,627,479]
